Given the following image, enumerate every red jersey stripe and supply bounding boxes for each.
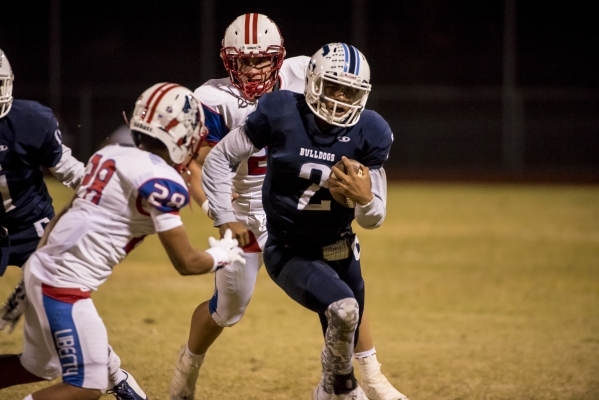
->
[42,284,91,304]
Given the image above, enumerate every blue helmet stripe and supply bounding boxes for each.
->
[341,43,349,73]
[346,43,356,75]
[341,43,360,75]
[354,45,361,75]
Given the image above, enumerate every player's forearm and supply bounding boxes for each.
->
[176,250,216,275]
[202,126,257,226]
[49,144,85,189]
[188,161,208,206]
[158,227,214,275]
[355,168,387,229]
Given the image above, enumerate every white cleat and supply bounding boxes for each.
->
[170,345,202,400]
[106,370,148,400]
[356,356,409,400]
[334,385,368,400]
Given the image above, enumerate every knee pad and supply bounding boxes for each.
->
[211,306,246,328]
[325,297,359,334]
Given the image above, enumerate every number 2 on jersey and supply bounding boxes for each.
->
[297,162,331,211]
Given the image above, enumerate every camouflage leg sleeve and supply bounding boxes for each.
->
[322,297,360,379]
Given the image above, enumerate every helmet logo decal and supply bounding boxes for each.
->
[321,44,331,57]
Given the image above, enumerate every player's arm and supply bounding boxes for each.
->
[354,167,387,229]
[202,125,258,246]
[48,144,86,189]
[188,142,213,209]
[37,116,85,189]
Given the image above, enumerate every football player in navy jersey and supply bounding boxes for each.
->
[202,43,409,400]
[0,48,84,279]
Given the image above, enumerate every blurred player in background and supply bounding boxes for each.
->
[170,15,405,400]
[0,82,245,400]
[201,43,409,400]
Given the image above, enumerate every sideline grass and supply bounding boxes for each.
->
[1,179,598,399]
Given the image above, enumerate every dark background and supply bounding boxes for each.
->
[1,1,598,181]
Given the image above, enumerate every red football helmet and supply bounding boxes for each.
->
[220,13,286,100]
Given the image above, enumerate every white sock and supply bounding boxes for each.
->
[23,395,33,400]
[185,344,206,364]
[356,351,383,380]
[354,347,376,359]
[107,345,128,386]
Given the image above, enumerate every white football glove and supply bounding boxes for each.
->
[205,228,245,272]
[0,278,27,334]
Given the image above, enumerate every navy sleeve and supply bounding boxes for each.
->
[243,93,274,150]
[360,112,394,169]
[22,102,63,168]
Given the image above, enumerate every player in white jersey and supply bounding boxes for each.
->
[171,14,405,400]
[0,83,244,400]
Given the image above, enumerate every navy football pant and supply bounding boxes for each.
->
[263,234,365,340]
[0,224,44,276]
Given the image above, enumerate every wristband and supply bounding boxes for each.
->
[205,247,228,272]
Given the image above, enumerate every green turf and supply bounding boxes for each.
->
[1,179,598,399]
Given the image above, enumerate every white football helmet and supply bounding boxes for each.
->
[129,83,206,169]
[0,49,14,119]
[220,13,285,100]
[305,43,371,127]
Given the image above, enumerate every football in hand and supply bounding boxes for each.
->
[328,158,364,208]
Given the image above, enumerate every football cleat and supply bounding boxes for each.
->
[356,356,409,400]
[106,370,148,400]
[170,345,203,400]
[313,382,334,400]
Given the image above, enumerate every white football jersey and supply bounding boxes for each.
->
[194,56,309,217]
[27,144,189,291]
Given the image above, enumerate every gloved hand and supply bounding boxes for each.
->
[205,229,246,272]
[0,278,27,334]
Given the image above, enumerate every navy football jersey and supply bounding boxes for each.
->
[244,90,393,246]
[0,100,63,232]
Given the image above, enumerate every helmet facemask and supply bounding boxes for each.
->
[220,13,286,100]
[221,47,285,100]
[307,73,371,127]
[0,50,14,119]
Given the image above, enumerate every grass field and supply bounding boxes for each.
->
[1,179,598,399]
